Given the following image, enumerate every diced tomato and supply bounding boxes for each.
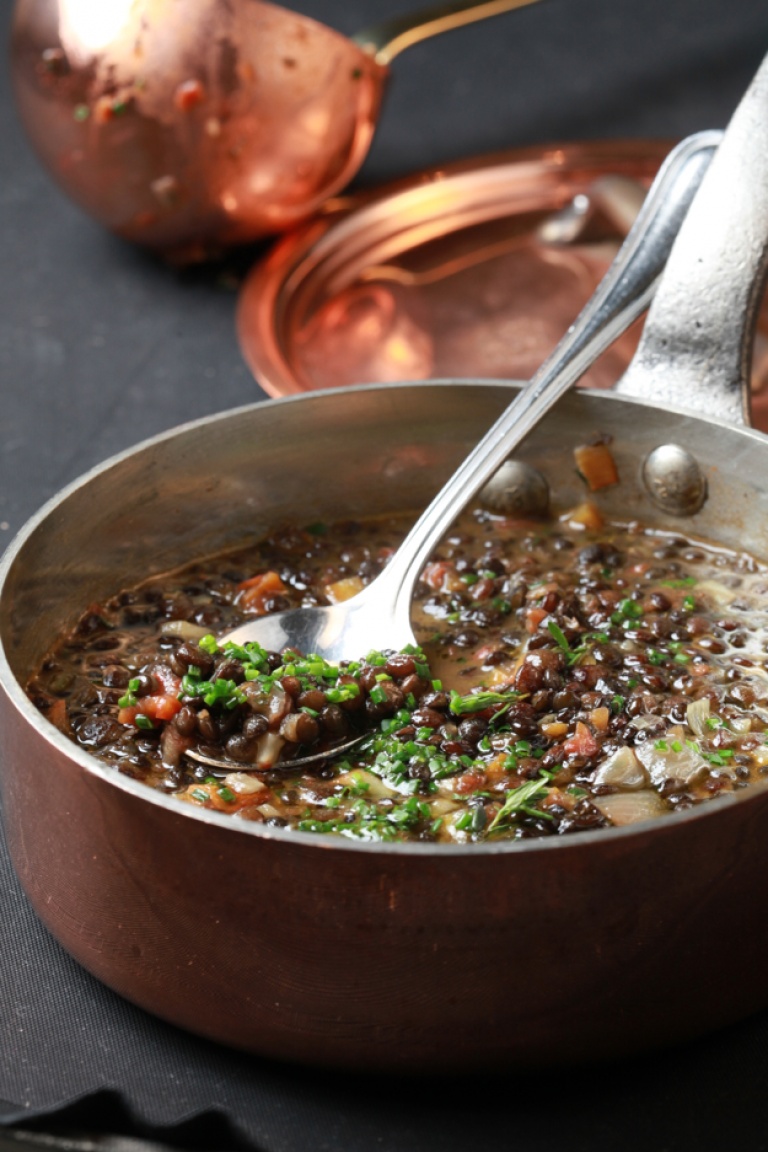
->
[525,606,548,634]
[471,578,496,602]
[174,78,206,112]
[235,570,288,614]
[563,720,599,758]
[118,694,183,726]
[540,786,577,812]
[150,665,181,695]
[474,643,498,664]
[453,770,488,795]
[421,561,455,591]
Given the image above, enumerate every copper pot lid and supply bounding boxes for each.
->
[237,139,768,427]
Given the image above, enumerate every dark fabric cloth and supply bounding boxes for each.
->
[3,1,768,1148]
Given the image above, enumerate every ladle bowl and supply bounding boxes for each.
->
[10,0,540,260]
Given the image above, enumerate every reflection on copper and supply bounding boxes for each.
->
[360,230,603,287]
[11,0,544,259]
[294,284,434,389]
[236,140,768,431]
[11,0,385,259]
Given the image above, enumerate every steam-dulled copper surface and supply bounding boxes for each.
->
[10,0,385,259]
[237,141,768,428]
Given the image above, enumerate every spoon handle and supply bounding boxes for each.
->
[377,130,722,635]
[353,0,542,66]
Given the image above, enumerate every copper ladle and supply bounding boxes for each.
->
[10,0,542,261]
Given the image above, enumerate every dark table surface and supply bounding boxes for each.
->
[2,2,768,1149]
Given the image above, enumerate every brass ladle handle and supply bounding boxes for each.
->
[352,0,543,66]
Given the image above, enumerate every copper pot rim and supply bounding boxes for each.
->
[2,379,765,859]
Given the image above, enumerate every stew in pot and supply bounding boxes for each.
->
[27,499,768,842]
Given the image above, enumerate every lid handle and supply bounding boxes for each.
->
[613,53,768,427]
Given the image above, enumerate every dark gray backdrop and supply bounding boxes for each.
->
[1,2,768,1149]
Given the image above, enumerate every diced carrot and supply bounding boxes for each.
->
[574,443,619,491]
[325,576,365,603]
[46,697,71,734]
[235,570,288,614]
[589,706,610,732]
[541,720,568,739]
[559,501,605,532]
[183,782,268,813]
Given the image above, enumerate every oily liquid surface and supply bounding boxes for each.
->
[27,507,768,843]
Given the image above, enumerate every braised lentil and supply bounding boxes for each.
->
[27,506,768,842]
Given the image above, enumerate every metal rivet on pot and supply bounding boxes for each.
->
[479,460,550,517]
[642,444,707,515]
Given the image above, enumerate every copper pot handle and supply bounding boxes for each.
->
[353,0,543,66]
[614,53,768,428]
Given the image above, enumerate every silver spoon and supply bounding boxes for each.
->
[223,131,720,661]
[186,130,720,776]
[186,733,372,776]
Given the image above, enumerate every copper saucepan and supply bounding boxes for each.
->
[1,61,768,1074]
[10,0,541,259]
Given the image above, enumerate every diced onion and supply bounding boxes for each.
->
[634,725,708,786]
[224,772,267,795]
[256,802,281,819]
[428,797,460,816]
[593,746,648,790]
[693,580,737,606]
[336,768,396,800]
[629,713,660,730]
[255,732,285,769]
[159,620,211,640]
[592,790,670,826]
[685,697,711,739]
